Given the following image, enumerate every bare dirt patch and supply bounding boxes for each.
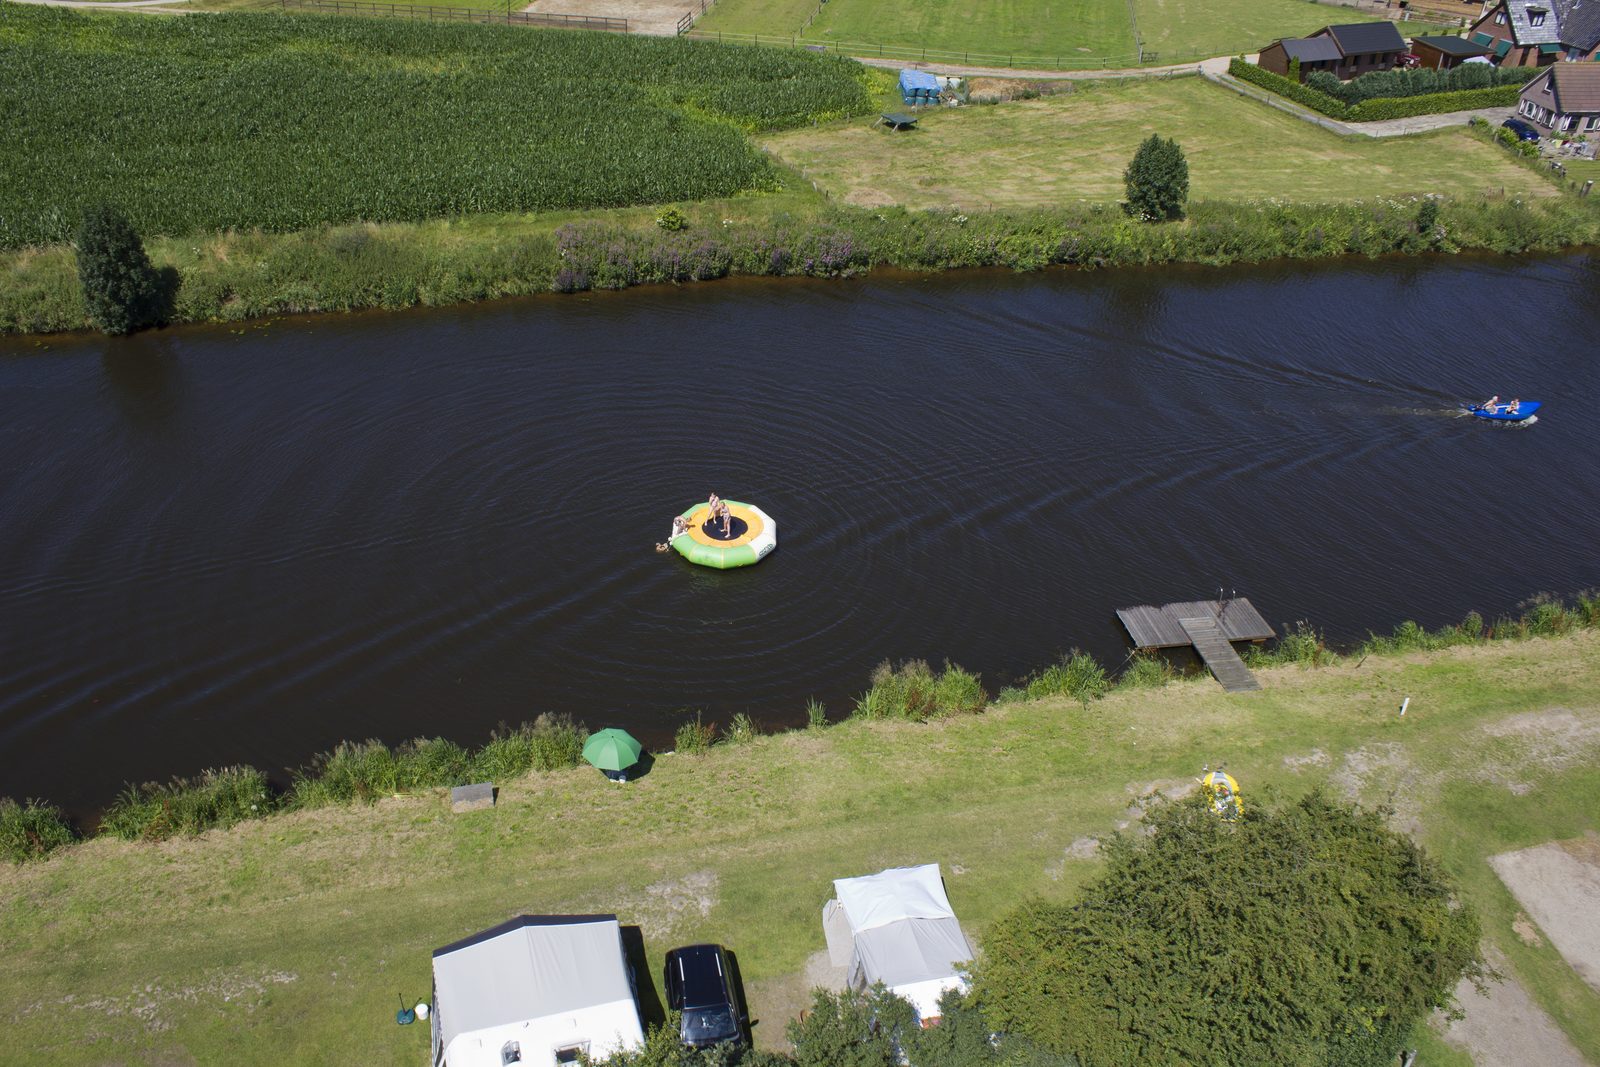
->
[523,0,688,35]
[1479,708,1600,774]
[1282,747,1330,771]
[1490,839,1600,994]
[612,869,720,940]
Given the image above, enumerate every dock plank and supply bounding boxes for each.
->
[1178,616,1261,692]
[1117,598,1274,649]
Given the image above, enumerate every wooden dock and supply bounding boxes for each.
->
[1116,598,1272,693]
[1178,616,1261,692]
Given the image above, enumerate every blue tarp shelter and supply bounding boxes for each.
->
[898,69,940,105]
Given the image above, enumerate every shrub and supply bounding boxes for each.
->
[1,798,77,863]
[805,698,828,730]
[787,986,914,1067]
[657,207,689,232]
[75,203,163,334]
[675,713,718,754]
[853,660,988,721]
[726,712,760,744]
[1022,651,1109,706]
[1117,653,1172,689]
[1246,620,1335,667]
[1123,135,1189,222]
[470,715,588,781]
[99,766,275,840]
[969,792,1485,1067]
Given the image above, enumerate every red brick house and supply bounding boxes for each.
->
[1258,22,1409,81]
[1516,62,1600,133]
[1466,0,1600,67]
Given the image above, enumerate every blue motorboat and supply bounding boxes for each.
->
[1468,400,1540,422]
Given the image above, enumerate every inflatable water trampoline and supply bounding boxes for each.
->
[671,501,777,569]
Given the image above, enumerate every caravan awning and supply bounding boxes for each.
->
[834,864,958,934]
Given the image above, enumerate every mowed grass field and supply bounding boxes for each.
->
[696,0,1439,64]
[3,632,1599,1064]
[762,77,1556,209]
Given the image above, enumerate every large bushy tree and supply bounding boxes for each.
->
[75,203,162,335]
[1122,135,1189,222]
[969,792,1484,1067]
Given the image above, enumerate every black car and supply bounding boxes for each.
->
[1502,117,1540,143]
[664,943,747,1048]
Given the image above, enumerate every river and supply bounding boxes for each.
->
[3,255,1598,812]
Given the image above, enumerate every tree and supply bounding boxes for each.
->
[968,792,1485,1067]
[76,203,163,335]
[1122,135,1189,222]
[786,986,914,1067]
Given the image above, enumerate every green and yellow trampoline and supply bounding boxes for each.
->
[671,500,777,569]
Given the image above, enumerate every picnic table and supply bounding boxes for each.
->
[878,112,919,130]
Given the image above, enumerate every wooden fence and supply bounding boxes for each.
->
[281,0,629,33]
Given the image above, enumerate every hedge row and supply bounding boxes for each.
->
[1229,58,1350,117]
[1227,59,1524,122]
[1346,84,1524,121]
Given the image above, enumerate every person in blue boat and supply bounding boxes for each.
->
[1507,398,1521,415]
[1481,395,1500,413]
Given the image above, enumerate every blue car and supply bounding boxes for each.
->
[1502,118,1540,143]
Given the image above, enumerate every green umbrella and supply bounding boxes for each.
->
[583,728,642,772]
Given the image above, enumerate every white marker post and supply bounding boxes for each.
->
[1399,697,1410,717]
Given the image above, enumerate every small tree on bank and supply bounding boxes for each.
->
[76,203,162,335]
[1123,134,1189,222]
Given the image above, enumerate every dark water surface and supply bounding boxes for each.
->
[4,256,1600,812]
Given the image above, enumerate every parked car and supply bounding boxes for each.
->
[1502,118,1540,143]
[664,944,747,1048]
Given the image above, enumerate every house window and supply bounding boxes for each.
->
[554,1045,590,1065]
[1495,11,1507,23]
[1528,10,1546,25]
[1560,114,1575,130]
[1587,116,1600,130]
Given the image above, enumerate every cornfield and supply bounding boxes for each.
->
[0,8,870,248]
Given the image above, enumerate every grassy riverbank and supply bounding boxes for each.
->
[4,631,1599,1063]
[6,185,1600,335]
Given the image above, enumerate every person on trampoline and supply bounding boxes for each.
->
[656,515,690,552]
[716,498,732,537]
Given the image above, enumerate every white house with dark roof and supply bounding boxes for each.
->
[1468,0,1600,66]
[1258,22,1408,81]
[1517,62,1600,132]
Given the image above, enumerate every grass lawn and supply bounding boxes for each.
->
[3,632,1599,1063]
[697,0,1440,66]
[762,76,1560,209]
[1134,0,1442,57]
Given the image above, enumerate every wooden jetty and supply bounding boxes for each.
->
[1116,598,1273,693]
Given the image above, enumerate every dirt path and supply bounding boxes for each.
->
[1440,949,1591,1067]
[1491,837,1600,995]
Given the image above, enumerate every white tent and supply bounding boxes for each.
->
[430,914,645,1067]
[824,864,974,1021]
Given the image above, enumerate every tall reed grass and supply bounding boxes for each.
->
[99,766,275,841]
[852,660,987,721]
[1,798,77,863]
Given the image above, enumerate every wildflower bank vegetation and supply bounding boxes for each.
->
[0,8,869,248]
